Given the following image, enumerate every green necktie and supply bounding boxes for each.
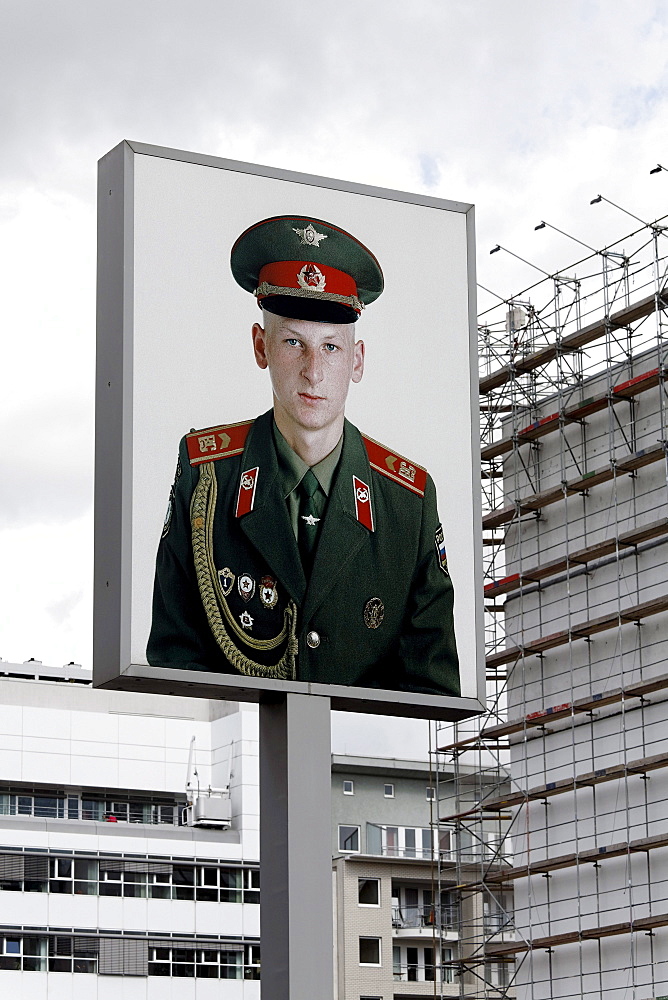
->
[298,469,321,575]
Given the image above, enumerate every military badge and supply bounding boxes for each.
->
[239,611,254,630]
[186,420,253,466]
[361,433,427,498]
[238,573,255,602]
[259,575,278,609]
[219,567,235,596]
[236,465,259,517]
[293,223,328,247]
[161,487,174,539]
[353,475,374,531]
[435,524,449,575]
[398,460,416,483]
[364,598,384,629]
[297,263,326,292]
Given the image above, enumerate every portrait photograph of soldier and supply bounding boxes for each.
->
[146,214,461,697]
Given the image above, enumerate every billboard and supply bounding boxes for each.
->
[94,140,483,720]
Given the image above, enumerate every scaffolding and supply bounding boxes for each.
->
[434,211,668,999]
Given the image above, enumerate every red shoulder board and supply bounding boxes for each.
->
[186,420,253,466]
[362,433,427,498]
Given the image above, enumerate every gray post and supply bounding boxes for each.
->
[259,692,333,1000]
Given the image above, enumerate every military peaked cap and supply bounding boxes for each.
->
[230,215,384,324]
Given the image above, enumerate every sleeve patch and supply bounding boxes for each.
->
[186,419,254,465]
[435,524,449,575]
[161,454,183,538]
[361,433,427,497]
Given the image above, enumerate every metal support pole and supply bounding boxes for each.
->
[259,692,333,1000]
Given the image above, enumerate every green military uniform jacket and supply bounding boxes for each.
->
[148,409,460,696]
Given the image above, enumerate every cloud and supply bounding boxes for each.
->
[0,514,93,668]
[46,589,84,626]
[0,394,92,528]
[1,2,667,199]
[3,0,668,675]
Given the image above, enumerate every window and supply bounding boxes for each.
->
[358,877,380,906]
[367,824,434,860]
[392,942,443,983]
[0,937,21,971]
[486,960,510,988]
[385,826,399,856]
[50,857,73,894]
[359,937,381,966]
[426,786,435,801]
[439,826,454,859]
[244,943,261,979]
[338,825,360,853]
[219,868,241,903]
[422,827,433,857]
[343,780,354,795]
[0,853,259,904]
[442,947,455,984]
[243,867,260,904]
[0,789,182,826]
[383,783,394,797]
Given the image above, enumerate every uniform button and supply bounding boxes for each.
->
[306,630,320,649]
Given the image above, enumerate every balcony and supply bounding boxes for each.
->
[392,905,459,940]
[393,961,456,984]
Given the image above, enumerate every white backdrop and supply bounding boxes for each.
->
[129,151,479,698]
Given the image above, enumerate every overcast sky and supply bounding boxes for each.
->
[2,1,668,757]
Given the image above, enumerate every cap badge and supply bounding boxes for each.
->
[364,598,385,629]
[238,572,256,602]
[259,575,278,609]
[219,567,235,597]
[297,263,326,292]
[293,223,327,247]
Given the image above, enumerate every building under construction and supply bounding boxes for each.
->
[435,212,668,999]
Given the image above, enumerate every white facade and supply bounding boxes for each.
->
[0,660,261,998]
[501,346,668,999]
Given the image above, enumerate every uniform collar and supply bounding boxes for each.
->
[272,420,343,498]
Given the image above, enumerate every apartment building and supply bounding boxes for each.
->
[332,754,511,999]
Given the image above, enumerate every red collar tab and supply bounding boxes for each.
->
[236,466,259,518]
[353,476,374,531]
[362,434,427,497]
[186,420,253,466]
[256,260,362,315]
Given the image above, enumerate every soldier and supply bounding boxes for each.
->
[147,216,460,696]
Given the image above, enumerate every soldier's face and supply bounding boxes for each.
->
[252,314,364,436]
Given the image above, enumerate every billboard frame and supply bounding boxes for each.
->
[94,139,484,721]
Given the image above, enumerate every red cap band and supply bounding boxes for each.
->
[256,260,360,311]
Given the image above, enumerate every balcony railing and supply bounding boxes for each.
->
[374,845,437,861]
[392,905,459,933]
[393,962,456,984]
